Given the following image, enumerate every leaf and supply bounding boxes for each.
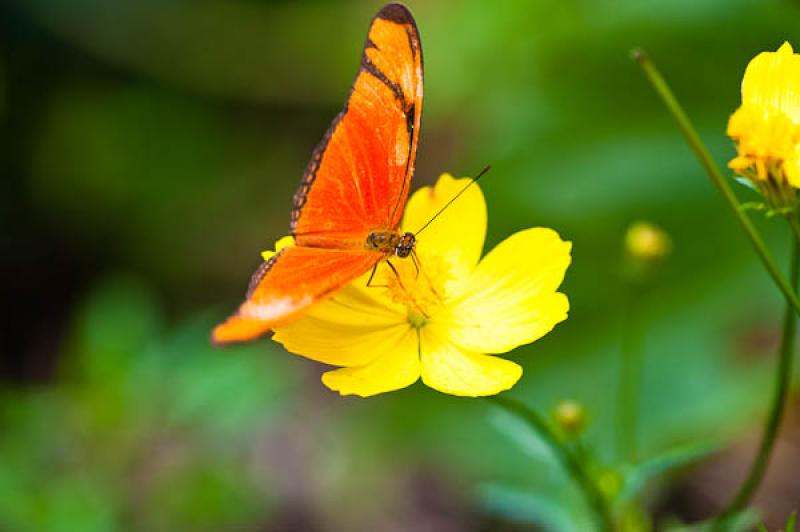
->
[478,483,587,532]
[786,511,797,532]
[619,440,722,501]
[738,201,766,212]
[661,511,759,532]
[735,176,759,191]
[487,406,560,466]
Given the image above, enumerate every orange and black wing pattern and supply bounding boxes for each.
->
[213,3,423,345]
[212,247,380,344]
[291,2,423,245]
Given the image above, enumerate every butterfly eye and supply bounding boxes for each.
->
[394,232,416,258]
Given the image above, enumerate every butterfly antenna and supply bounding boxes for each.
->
[414,165,491,236]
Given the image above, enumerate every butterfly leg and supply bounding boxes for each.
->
[410,250,421,279]
[366,261,390,288]
[385,260,429,318]
[410,250,442,301]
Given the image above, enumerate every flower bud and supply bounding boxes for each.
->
[625,221,671,262]
[553,399,586,436]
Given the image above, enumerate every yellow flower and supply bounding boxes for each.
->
[270,174,572,397]
[728,42,800,204]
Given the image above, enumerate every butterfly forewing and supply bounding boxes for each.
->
[213,3,423,345]
[291,3,423,242]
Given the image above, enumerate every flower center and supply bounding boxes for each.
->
[730,106,800,176]
[728,105,800,208]
[382,253,450,327]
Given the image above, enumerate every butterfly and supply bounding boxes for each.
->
[213,3,423,345]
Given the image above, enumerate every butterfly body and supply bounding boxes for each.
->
[366,230,416,258]
[213,3,423,345]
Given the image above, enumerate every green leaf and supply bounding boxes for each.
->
[786,510,797,532]
[661,511,759,532]
[619,440,722,501]
[738,201,766,212]
[487,406,560,466]
[735,176,759,192]
[478,483,588,532]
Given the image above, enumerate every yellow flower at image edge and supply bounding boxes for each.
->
[271,174,572,397]
[728,41,800,191]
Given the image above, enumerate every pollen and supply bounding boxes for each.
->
[381,253,450,325]
[728,105,800,180]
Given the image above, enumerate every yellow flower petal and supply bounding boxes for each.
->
[321,327,420,397]
[442,228,571,353]
[741,41,800,123]
[785,150,800,187]
[401,173,487,282]
[266,173,569,397]
[419,327,521,397]
[272,281,407,367]
[727,104,754,141]
[261,235,296,261]
[728,155,753,171]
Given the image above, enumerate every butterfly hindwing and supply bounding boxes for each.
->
[212,247,380,344]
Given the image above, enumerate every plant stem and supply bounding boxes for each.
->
[715,223,799,524]
[617,282,645,463]
[788,213,800,245]
[631,48,800,317]
[488,395,614,531]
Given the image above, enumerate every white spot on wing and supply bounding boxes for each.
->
[242,296,313,322]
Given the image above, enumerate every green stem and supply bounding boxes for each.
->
[617,282,645,463]
[488,396,614,531]
[789,214,800,245]
[715,223,799,524]
[631,48,800,317]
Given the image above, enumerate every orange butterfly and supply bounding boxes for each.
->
[213,3,423,345]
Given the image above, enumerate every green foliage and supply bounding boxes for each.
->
[759,511,800,532]
[3,0,800,528]
[0,277,296,529]
[618,440,723,503]
[479,483,582,531]
[787,511,798,532]
[487,401,727,530]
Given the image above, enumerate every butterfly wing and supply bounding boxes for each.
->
[212,247,380,344]
[291,3,423,242]
[213,4,423,345]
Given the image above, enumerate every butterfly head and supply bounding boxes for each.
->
[394,232,416,258]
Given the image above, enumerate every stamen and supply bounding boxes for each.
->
[384,260,429,317]
[377,252,450,326]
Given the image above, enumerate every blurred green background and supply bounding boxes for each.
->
[2,0,800,530]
